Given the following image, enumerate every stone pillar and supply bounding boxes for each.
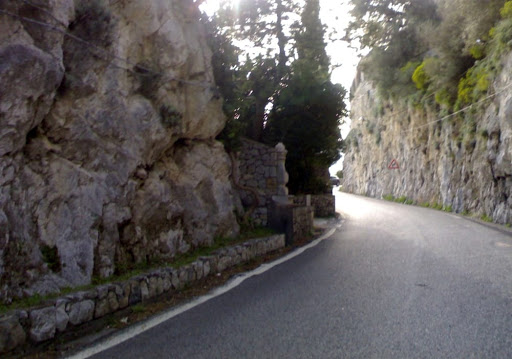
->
[274,143,289,203]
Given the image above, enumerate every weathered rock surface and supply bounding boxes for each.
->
[0,0,239,303]
[344,61,512,224]
[29,307,56,342]
[0,312,27,353]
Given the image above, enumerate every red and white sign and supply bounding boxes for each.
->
[388,159,400,170]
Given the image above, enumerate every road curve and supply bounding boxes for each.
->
[84,192,512,359]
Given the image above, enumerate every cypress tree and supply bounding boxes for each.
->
[265,0,347,194]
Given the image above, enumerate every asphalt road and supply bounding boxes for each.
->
[85,193,512,359]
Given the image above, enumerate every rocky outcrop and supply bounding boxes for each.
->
[344,57,512,225]
[0,0,240,303]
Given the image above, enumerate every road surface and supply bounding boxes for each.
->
[84,193,512,358]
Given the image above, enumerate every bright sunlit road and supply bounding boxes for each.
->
[84,192,512,358]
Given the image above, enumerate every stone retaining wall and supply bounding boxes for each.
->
[268,204,314,245]
[292,194,336,218]
[291,206,315,241]
[310,195,336,217]
[0,235,285,355]
[237,139,281,226]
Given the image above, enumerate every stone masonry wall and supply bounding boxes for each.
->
[292,194,336,218]
[310,195,336,217]
[291,206,314,241]
[0,234,285,355]
[237,139,280,226]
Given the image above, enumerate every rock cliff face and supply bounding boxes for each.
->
[0,0,240,303]
[344,55,512,225]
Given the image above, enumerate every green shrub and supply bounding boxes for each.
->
[500,1,512,18]
[469,44,486,59]
[480,214,493,222]
[412,62,429,90]
[456,65,492,108]
[396,196,408,203]
[435,88,454,108]
[383,194,395,201]
[432,202,443,210]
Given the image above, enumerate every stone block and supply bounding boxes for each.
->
[129,281,141,306]
[119,282,131,309]
[96,285,109,300]
[107,291,119,312]
[55,300,69,333]
[68,300,95,326]
[29,307,56,343]
[140,280,149,302]
[156,277,164,295]
[178,267,189,285]
[148,277,158,298]
[163,277,172,292]
[171,270,181,290]
[94,298,110,319]
[217,256,231,272]
[266,178,277,190]
[0,312,27,354]
[187,265,196,282]
[202,259,211,277]
[194,261,204,280]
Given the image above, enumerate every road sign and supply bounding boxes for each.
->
[388,159,400,170]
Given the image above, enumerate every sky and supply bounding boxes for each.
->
[318,0,359,175]
[199,0,360,175]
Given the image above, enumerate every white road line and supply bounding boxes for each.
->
[66,226,339,359]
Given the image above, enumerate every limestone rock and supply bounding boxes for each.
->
[68,300,94,326]
[0,312,26,354]
[0,0,240,303]
[55,300,69,332]
[344,67,512,224]
[29,307,56,343]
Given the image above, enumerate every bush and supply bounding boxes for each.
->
[435,88,454,108]
[469,44,486,59]
[383,194,395,201]
[412,61,429,90]
[396,196,408,203]
[500,1,512,18]
[456,65,492,108]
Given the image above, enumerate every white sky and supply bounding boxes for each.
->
[200,0,360,175]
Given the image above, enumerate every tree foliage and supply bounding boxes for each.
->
[204,0,347,194]
[265,0,346,194]
[265,61,346,193]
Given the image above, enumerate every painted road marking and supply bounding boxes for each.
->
[66,225,340,359]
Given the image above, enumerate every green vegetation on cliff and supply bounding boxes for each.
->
[347,0,512,110]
